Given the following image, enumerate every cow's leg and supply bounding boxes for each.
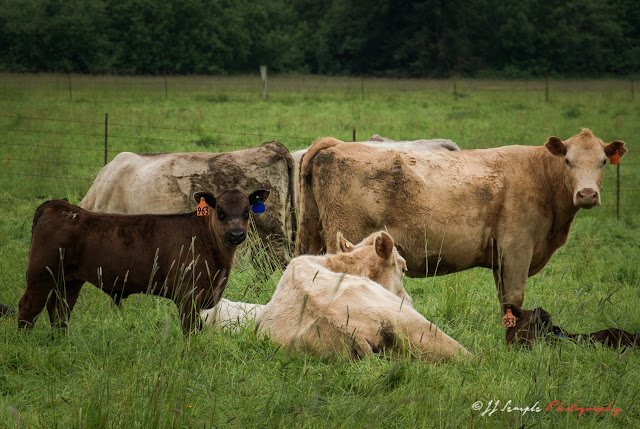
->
[17,287,49,329]
[176,289,206,334]
[492,244,532,311]
[18,267,56,329]
[46,280,84,329]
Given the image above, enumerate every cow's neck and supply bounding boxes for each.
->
[534,147,580,245]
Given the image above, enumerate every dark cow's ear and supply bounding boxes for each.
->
[605,140,627,160]
[193,192,216,209]
[503,303,522,319]
[337,232,355,253]
[534,307,552,326]
[249,190,270,212]
[375,231,395,260]
[544,136,567,157]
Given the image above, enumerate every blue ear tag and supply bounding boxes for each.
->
[251,196,266,213]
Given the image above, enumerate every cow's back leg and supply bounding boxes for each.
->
[321,214,370,255]
[46,280,84,329]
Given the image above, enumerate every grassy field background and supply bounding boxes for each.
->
[0,74,639,428]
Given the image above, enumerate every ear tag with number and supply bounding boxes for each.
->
[610,149,620,165]
[196,197,210,216]
[501,309,516,327]
[251,196,265,213]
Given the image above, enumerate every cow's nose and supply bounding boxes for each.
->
[227,230,246,244]
[575,188,599,207]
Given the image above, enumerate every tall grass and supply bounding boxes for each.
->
[0,74,638,427]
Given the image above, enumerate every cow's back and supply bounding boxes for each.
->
[297,140,548,276]
[81,142,295,262]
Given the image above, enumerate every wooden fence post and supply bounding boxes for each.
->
[260,65,268,101]
[361,73,364,101]
[104,113,108,166]
[67,72,72,101]
[453,72,458,103]
[164,69,168,99]
[353,128,356,142]
[545,70,549,103]
[632,72,635,101]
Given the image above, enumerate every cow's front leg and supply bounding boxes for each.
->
[492,244,532,311]
[176,288,205,335]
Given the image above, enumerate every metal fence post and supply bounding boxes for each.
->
[616,162,620,220]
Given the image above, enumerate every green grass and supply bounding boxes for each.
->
[0,74,639,427]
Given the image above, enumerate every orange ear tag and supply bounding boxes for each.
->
[196,197,210,216]
[501,309,516,327]
[610,149,620,166]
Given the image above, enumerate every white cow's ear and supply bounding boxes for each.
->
[337,232,354,253]
[375,231,394,260]
[605,140,627,159]
[544,136,567,157]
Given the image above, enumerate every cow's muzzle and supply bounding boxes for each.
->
[574,188,600,209]
[226,229,247,245]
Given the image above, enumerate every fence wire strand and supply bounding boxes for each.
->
[0,113,637,215]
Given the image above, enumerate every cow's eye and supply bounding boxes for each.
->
[601,159,607,167]
[244,210,250,219]
[217,210,226,221]
[565,159,572,168]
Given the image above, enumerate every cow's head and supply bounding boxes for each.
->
[504,303,554,345]
[193,189,270,245]
[336,231,411,305]
[545,129,627,209]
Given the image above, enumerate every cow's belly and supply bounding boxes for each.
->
[395,225,491,277]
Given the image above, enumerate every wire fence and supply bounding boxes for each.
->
[0,113,637,218]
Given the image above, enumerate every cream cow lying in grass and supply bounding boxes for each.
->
[204,231,469,363]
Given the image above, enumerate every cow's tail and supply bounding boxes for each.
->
[260,141,298,250]
[294,137,343,256]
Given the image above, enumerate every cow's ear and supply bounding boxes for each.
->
[503,303,521,319]
[544,136,567,157]
[193,192,216,208]
[375,231,395,260]
[249,190,271,205]
[605,140,627,160]
[337,232,355,253]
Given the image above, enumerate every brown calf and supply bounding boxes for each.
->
[18,189,269,334]
[504,303,640,348]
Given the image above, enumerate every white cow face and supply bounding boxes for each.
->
[545,129,627,209]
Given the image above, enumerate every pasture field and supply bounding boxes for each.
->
[0,74,639,428]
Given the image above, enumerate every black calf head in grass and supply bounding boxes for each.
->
[504,303,640,348]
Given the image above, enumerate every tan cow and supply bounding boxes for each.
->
[202,230,413,330]
[256,231,469,363]
[295,129,627,312]
[80,141,295,264]
[290,135,460,209]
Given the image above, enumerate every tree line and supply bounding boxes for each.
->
[0,0,638,77]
